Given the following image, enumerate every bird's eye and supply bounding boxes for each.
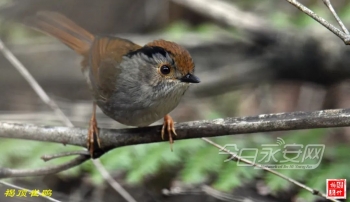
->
[160,65,171,75]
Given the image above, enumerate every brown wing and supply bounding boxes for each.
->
[88,36,141,102]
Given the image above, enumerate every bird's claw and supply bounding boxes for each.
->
[161,115,177,151]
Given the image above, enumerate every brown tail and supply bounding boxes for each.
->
[25,11,94,55]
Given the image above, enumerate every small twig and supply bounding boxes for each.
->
[163,185,247,202]
[92,160,137,202]
[0,39,74,127]
[201,185,247,202]
[201,138,340,202]
[285,0,350,44]
[0,180,61,202]
[42,152,138,202]
[41,150,90,162]
[322,0,350,35]
[0,155,89,178]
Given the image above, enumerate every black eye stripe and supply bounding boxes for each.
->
[126,46,167,58]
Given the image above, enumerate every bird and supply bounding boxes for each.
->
[25,11,200,158]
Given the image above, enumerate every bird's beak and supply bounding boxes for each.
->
[180,73,200,83]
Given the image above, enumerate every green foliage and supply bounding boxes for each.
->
[181,143,224,183]
[213,162,241,191]
[126,143,178,183]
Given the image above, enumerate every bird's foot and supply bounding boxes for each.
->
[161,114,177,151]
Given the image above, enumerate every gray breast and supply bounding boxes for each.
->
[100,82,188,126]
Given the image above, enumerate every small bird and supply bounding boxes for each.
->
[25,11,200,158]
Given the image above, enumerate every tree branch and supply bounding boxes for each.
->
[0,155,89,178]
[322,0,349,35]
[2,108,349,178]
[286,0,350,44]
[1,108,350,154]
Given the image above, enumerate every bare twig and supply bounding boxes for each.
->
[0,155,89,178]
[201,138,340,202]
[41,151,89,162]
[201,185,247,202]
[0,38,92,180]
[42,150,137,202]
[0,39,74,127]
[322,0,349,35]
[285,0,350,44]
[163,184,247,202]
[92,160,137,202]
[0,180,61,202]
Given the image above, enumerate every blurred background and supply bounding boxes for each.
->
[0,0,349,201]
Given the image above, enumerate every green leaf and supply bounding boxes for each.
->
[126,142,182,184]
